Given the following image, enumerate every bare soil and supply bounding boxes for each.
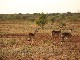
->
[0,20,80,60]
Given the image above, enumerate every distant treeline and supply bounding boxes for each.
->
[0,12,80,21]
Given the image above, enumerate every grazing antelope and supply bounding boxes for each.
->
[61,29,73,41]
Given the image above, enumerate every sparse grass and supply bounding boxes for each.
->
[0,20,80,60]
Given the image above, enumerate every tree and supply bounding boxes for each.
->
[36,13,47,29]
[30,18,35,22]
[50,17,55,25]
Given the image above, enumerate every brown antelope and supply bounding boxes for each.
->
[52,30,61,36]
[61,29,73,41]
[52,27,62,38]
[28,28,39,40]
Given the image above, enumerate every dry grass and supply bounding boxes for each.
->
[0,20,80,60]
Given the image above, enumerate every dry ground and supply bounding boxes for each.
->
[0,20,80,60]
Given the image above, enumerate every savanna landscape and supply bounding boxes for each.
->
[0,13,80,60]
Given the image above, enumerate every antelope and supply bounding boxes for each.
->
[28,28,39,40]
[61,29,73,40]
[52,27,62,38]
[52,30,61,36]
